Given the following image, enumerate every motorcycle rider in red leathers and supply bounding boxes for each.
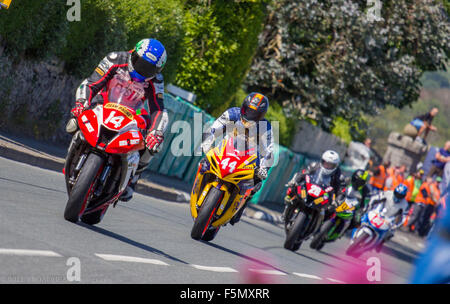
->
[70,38,169,202]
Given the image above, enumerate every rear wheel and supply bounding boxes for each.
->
[64,153,104,223]
[191,187,223,241]
[310,220,334,250]
[284,212,307,251]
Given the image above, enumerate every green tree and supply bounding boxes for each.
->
[245,0,450,138]
[175,0,268,116]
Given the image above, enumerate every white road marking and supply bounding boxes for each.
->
[397,235,409,243]
[293,272,322,280]
[416,243,425,249]
[190,264,238,273]
[95,254,169,266]
[248,269,287,276]
[0,248,63,257]
[327,277,346,284]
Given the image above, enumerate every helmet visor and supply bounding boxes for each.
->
[394,191,406,201]
[241,107,265,122]
[321,159,337,171]
[131,51,160,79]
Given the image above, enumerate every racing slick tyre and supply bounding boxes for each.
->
[64,153,104,223]
[191,187,222,241]
[284,212,307,251]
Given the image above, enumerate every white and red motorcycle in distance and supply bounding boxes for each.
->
[346,202,395,258]
[63,70,148,224]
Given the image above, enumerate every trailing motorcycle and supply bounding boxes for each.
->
[309,196,358,250]
[283,175,335,251]
[63,70,148,224]
[190,133,257,241]
[346,202,394,258]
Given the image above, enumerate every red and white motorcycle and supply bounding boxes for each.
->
[63,70,148,224]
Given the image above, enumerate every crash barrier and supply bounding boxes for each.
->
[143,93,318,206]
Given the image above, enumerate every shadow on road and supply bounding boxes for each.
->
[201,241,289,274]
[78,223,189,265]
[0,177,66,194]
[382,240,421,265]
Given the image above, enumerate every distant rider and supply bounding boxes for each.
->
[366,184,409,251]
[282,150,347,221]
[69,38,169,202]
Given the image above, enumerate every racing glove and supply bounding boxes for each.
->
[256,167,268,180]
[145,130,164,153]
[71,101,85,118]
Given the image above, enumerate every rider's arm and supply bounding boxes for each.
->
[202,109,233,151]
[258,120,274,170]
[146,73,168,134]
[75,52,127,107]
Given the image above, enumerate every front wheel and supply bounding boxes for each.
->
[64,153,104,223]
[310,219,334,250]
[346,231,370,258]
[284,212,307,251]
[80,206,109,225]
[191,187,223,241]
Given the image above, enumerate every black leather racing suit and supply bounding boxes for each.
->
[283,162,347,221]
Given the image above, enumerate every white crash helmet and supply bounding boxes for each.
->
[320,150,340,175]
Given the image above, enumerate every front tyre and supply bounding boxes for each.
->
[64,153,104,223]
[346,231,370,258]
[80,206,109,225]
[284,212,307,251]
[191,187,222,241]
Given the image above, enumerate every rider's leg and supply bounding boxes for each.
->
[230,178,262,225]
[119,148,152,202]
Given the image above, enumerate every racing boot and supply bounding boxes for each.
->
[119,174,140,202]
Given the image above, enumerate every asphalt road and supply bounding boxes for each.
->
[0,156,425,284]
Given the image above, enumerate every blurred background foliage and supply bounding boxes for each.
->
[0,0,448,148]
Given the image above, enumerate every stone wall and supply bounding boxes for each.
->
[383,132,429,174]
[0,41,81,144]
[290,120,348,160]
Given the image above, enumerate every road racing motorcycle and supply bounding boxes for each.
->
[63,70,148,224]
[190,132,257,242]
[283,174,335,251]
[346,202,394,258]
[309,196,358,250]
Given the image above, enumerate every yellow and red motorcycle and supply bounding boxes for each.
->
[190,134,257,241]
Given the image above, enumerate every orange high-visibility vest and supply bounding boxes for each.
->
[428,183,441,206]
[415,182,431,204]
[370,165,386,190]
[404,176,415,202]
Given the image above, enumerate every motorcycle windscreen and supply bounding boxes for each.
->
[107,71,146,111]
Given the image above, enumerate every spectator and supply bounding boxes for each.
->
[403,107,439,142]
[417,177,442,237]
[369,160,390,193]
[404,169,424,209]
[427,141,450,179]
[440,162,450,196]
[410,180,450,283]
[408,176,433,232]
[385,165,405,191]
